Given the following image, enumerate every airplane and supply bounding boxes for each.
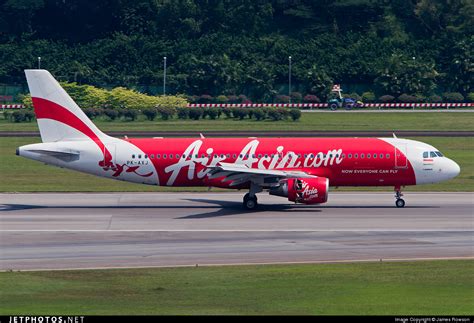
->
[16,70,461,209]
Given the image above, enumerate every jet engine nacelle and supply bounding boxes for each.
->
[270,177,329,204]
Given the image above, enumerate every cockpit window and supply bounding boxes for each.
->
[430,151,437,158]
[423,152,429,158]
[435,151,443,157]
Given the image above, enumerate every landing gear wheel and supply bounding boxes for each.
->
[396,198,405,208]
[243,193,258,210]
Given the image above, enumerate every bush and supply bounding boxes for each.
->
[467,93,474,102]
[188,95,199,103]
[227,95,239,103]
[123,108,138,121]
[24,110,35,122]
[232,108,248,120]
[378,95,395,103]
[268,109,283,121]
[278,108,290,120]
[11,111,25,122]
[188,108,203,120]
[275,95,290,103]
[303,94,321,103]
[104,108,119,120]
[157,106,175,120]
[238,94,248,103]
[177,107,189,119]
[361,91,375,102]
[442,92,464,102]
[427,95,442,103]
[83,108,102,119]
[289,109,302,121]
[198,94,213,104]
[142,108,157,121]
[398,94,417,103]
[290,92,302,103]
[216,95,228,103]
[206,107,219,120]
[253,109,265,121]
[222,107,233,118]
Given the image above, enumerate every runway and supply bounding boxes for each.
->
[1,192,472,271]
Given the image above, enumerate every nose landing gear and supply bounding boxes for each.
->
[395,186,405,208]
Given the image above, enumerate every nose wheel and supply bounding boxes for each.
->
[395,187,405,208]
[395,198,405,208]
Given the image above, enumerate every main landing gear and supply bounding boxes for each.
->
[243,193,258,210]
[243,182,262,210]
[395,186,405,208]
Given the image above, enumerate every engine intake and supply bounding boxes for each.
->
[270,177,329,204]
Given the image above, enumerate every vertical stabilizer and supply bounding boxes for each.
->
[25,69,108,143]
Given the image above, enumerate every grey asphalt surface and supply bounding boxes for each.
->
[0,192,472,271]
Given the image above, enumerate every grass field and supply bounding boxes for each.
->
[1,111,474,132]
[1,137,472,192]
[1,260,472,315]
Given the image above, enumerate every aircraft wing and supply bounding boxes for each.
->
[208,162,316,187]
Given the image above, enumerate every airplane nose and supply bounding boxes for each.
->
[448,159,461,179]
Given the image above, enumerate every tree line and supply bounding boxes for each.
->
[0,0,472,102]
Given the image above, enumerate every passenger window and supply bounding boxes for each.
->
[430,151,437,158]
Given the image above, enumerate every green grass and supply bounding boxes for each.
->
[1,137,472,192]
[1,111,473,132]
[1,260,472,315]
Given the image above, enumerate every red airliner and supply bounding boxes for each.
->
[17,70,460,209]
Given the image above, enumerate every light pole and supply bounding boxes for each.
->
[38,57,41,69]
[288,56,292,104]
[163,56,167,96]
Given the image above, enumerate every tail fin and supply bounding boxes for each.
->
[25,69,108,143]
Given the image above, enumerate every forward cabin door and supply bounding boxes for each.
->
[394,143,408,169]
